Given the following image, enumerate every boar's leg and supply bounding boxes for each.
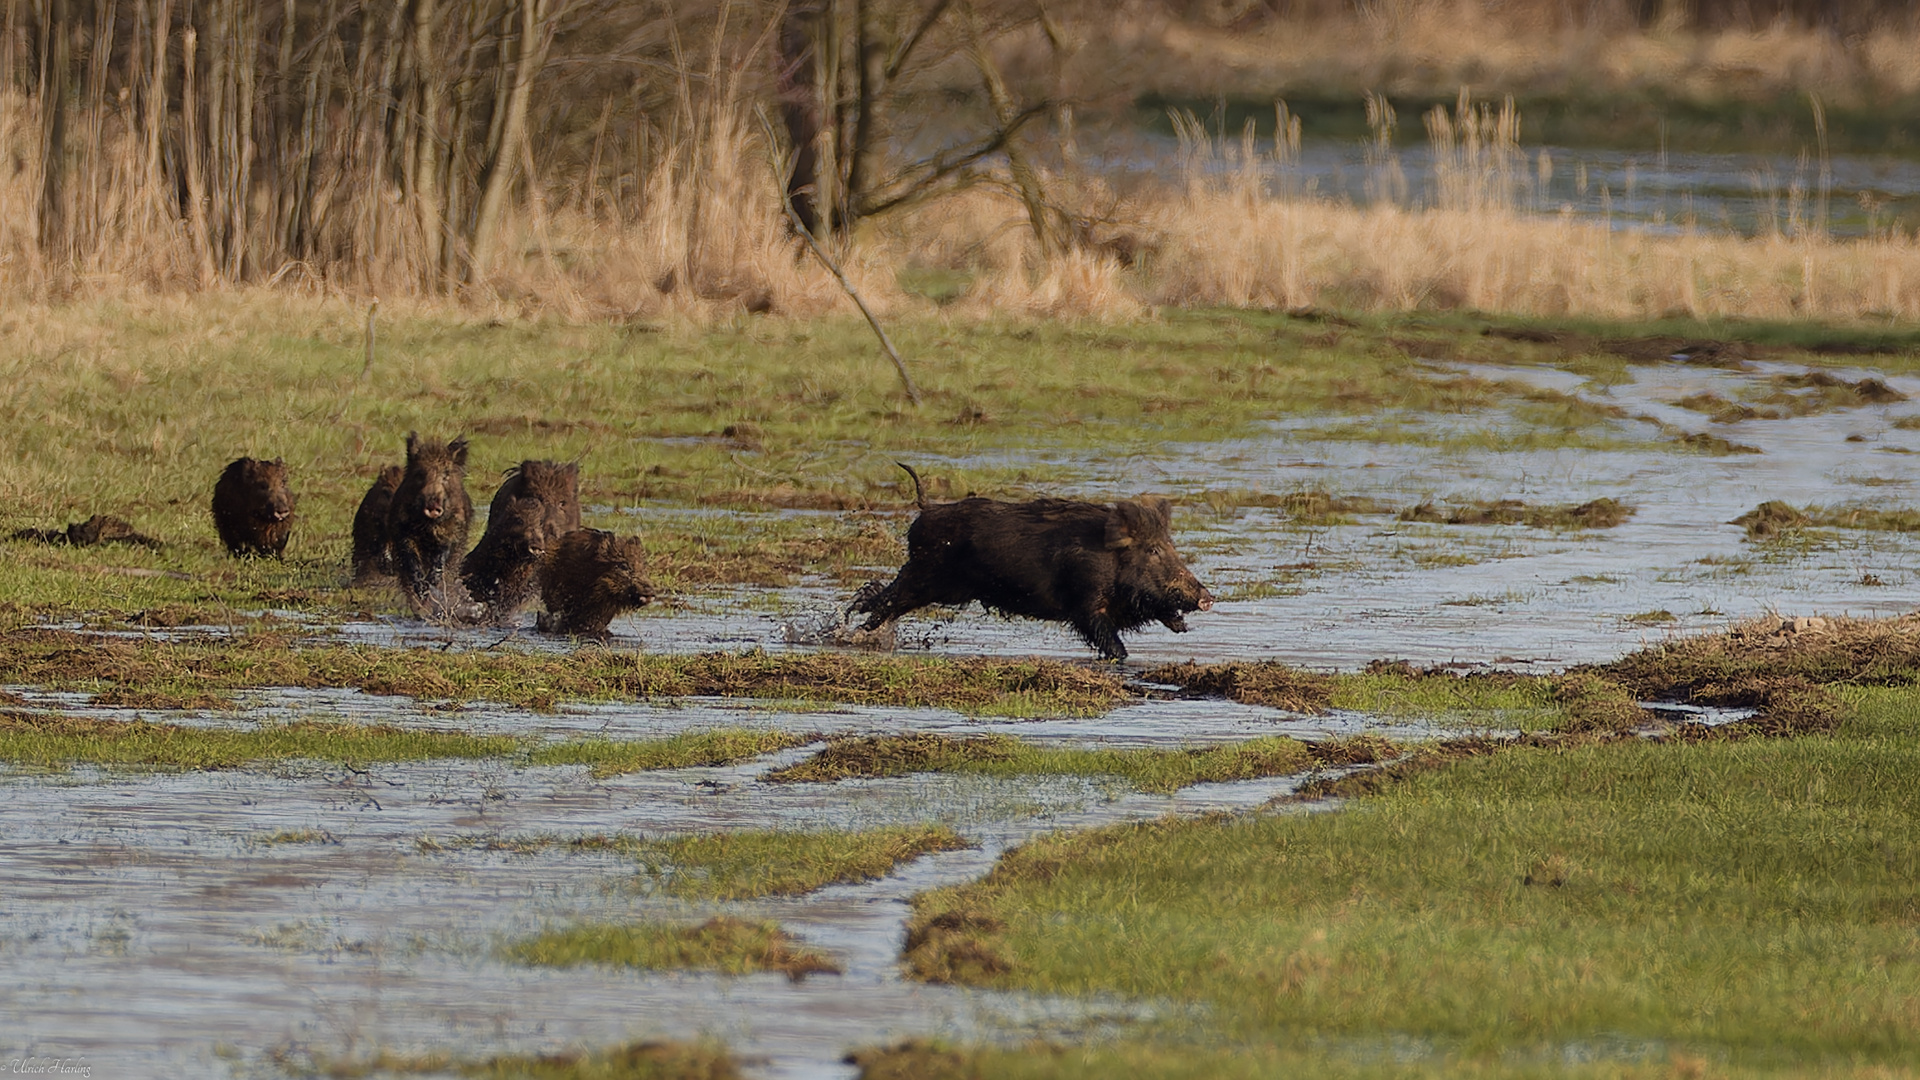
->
[849,565,952,632]
[1071,607,1129,661]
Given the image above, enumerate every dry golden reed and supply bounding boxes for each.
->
[3,79,1919,324]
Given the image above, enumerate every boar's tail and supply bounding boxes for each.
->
[895,462,928,509]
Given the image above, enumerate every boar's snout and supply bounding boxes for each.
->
[1144,561,1213,634]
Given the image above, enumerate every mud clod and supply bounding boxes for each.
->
[10,514,162,549]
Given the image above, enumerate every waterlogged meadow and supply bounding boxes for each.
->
[6,303,1920,1078]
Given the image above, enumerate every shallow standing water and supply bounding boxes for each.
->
[7,355,1918,1076]
[334,357,1920,670]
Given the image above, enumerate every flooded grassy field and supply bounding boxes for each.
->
[4,305,1919,1078]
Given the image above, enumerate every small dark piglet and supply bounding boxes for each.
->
[385,433,475,618]
[211,457,295,557]
[536,528,656,638]
[461,496,557,622]
[350,465,405,584]
[849,465,1213,660]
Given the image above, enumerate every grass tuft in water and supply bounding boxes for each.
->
[1399,497,1633,530]
[506,916,840,982]
[526,729,808,777]
[761,732,1361,794]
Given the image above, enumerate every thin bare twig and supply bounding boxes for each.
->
[756,105,921,409]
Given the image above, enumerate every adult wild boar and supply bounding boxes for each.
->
[488,460,580,535]
[848,465,1213,660]
[462,496,557,622]
[536,528,656,638]
[211,457,295,558]
[386,433,474,617]
[462,460,581,622]
[350,465,405,583]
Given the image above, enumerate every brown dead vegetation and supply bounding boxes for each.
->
[844,1041,977,1080]
[1671,430,1764,455]
[1675,373,1908,424]
[671,917,843,983]
[1590,614,1903,735]
[1733,500,1813,537]
[85,686,236,711]
[1143,661,1334,713]
[902,908,1015,985]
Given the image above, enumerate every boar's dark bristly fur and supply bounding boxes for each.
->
[350,465,405,584]
[536,528,656,638]
[386,433,475,618]
[461,461,580,623]
[848,465,1214,660]
[462,496,557,622]
[489,460,581,536]
[211,457,295,558]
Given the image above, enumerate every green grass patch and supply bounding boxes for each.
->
[899,684,1920,1071]
[761,732,1376,793]
[525,729,809,777]
[0,300,1762,621]
[0,631,1131,715]
[0,712,519,770]
[506,916,840,981]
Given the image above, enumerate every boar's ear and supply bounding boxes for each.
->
[1138,495,1174,532]
[405,431,420,459]
[1105,501,1149,549]
[1107,499,1173,549]
[449,437,470,467]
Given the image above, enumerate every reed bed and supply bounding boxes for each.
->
[2,74,1918,324]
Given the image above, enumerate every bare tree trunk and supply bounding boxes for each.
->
[143,0,172,213]
[959,0,1059,256]
[411,0,442,286]
[180,23,216,283]
[774,0,822,235]
[843,0,884,217]
[469,0,550,277]
[38,0,71,263]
